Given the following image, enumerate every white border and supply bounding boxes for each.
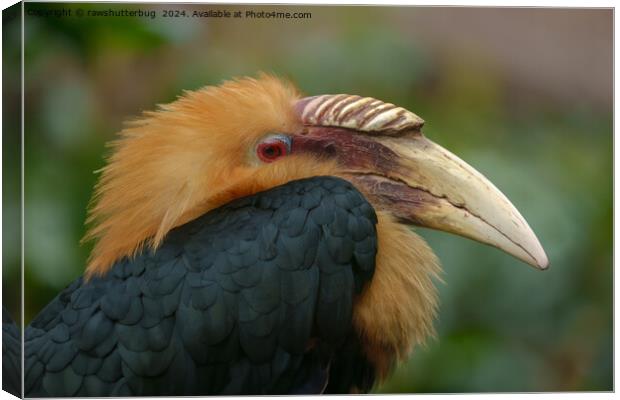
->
[0,1,615,400]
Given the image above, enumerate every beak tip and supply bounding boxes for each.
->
[528,247,549,270]
[537,255,550,271]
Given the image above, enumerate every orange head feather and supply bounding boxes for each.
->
[83,74,338,278]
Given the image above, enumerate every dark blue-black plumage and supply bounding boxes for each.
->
[3,307,21,397]
[15,176,378,396]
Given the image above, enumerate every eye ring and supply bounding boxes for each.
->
[256,135,292,163]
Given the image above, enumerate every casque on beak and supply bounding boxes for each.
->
[294,94,549,270]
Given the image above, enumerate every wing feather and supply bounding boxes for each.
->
[23,176,378,395]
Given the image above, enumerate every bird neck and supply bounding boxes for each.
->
[352,211,441,380]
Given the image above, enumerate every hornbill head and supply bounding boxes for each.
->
[84,74,547,380]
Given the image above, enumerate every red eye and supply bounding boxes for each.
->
[257,139,290,163]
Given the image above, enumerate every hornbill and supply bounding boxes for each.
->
[4,75,548,396]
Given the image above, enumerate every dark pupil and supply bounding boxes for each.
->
[265,145,280,157]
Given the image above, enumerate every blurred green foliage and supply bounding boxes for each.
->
[4,3,612,393]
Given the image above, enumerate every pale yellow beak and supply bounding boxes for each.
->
[295,94,549,270]
[354,134,549,270]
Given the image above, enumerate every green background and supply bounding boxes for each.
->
[3,3,612,393]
